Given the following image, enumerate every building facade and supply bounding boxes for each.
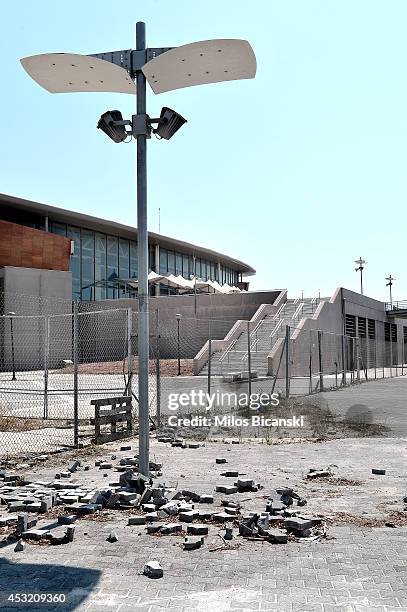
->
[0,193,255,301]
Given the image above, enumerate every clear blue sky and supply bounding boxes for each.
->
[1,0,406,301]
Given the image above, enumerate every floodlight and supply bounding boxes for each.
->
[153,107,187,140]
[97,110,128,143]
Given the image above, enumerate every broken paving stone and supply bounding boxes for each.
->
[99,463,112,470]
[106,532,118,543]
[188,442,200,449]
[58,514,77,525]
[179,510,199,523]
[183,536,204,550]
[60,472,71,479]
[66,503,100,515]
[144,561,163,579]
[68,460,80,473]
[216,485,238,495]
[22,529,50,541]
[224,527,233,540]
[160,501,179,516]
[181,490,200,503]
[224,507,238,516]
[128,516,146,526]
[239,523,253,537]
[235,478,255,492]
[120,445,132,451]
[160,523,182,535]
[307,469,331,479]
[157,436,172,443]
[212,512,232,523]
[145,512,160,522]
[220,471,239,478]
[216,458,227,464]
[142,503,156,513]
[284,517,313,532]
[199,495,213,504]
[187,523,209,535]
[14,540,25,552]
[198,510,213,521]
[372,469,386,475]
[146,524,162,534]
[268,528,288,544]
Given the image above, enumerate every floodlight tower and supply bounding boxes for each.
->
[385,275,395,309]
[354,257,366,295]
[20,22,256,475]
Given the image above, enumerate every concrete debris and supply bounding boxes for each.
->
[106,531,118,543]
[144,560,163,579]
[14,539,25,552]
[372,469,386,475]
[183,536,204,550]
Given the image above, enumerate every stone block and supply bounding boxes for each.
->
[144,561,163,578]
[183,536,204,550]
[215,485,238,495]
[187,524,208,535]
[128,516,146,526]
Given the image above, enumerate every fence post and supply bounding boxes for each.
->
[155,309,161,428]
[374,337,377,380]
[390,333,394,378]
[73,301,79,448]
[43,315,49,420]
[247,321,252,398]
[207,320,212,399]
[318,330,324,392]
[341,334,346,386]
[127,308,133,399]
[285,325,290,399]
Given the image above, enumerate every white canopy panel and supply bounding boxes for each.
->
[20,53,135,94]
[142,39,256,94]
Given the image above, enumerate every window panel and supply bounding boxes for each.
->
[107,236,118,299]
[95,233,106,300]
[81,230,94,300]
[159,249,167,275]
[130,241,138,278]
[176,253,183,276]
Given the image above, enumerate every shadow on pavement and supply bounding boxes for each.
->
[0,558,100,610]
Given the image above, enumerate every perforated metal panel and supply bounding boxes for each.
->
[142,39,256,94]
[20,53,135,94]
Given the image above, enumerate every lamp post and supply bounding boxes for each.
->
[176,313,182,375]
[7,312,16,381]
[385,275,395,309]
[20,25,256,476]
[354,257,366,295]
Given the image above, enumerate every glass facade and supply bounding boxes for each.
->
[2,213,240,301]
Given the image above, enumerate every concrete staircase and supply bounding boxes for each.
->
[199,297,325,376]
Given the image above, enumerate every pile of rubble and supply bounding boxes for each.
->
[0,447,326,566]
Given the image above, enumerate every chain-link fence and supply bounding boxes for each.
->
[1,291,407,457]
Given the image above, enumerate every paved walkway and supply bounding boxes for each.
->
[0,436,406,612]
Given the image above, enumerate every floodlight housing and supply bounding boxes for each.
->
[97,110,128,143]
[153,107,187,140]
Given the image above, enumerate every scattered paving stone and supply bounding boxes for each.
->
[160,523,182,535]
[372,468,386,475]
[14,540,25,552]
[187,524,209,535]
[179,510,199,523]
[181,490,200,502]
[68,461,80,473]
[99,463,113,470]
[188,442,201,449]
[212,512,232,523]
[284,517,314,532]
[160,501,179,516]
[220,471,239,477]
[106,531,118,543]
[307,469,331,479]
[199,495,213,504]
[146,524,162,534]
[128,516,146,526]
[216,458,227,464]
[58,514,77,525]
[65,526,75,543]
[268,528,288,544]
[144,560,163,579]
[216,485,238,495]
[224,507,238,516]
[60,472,71,479]
[145,512,160,522]
[183,536,204,550]
[120,445,132,451]
[198,510,213,520]
[21,529,50,541]
[224,527,233,540]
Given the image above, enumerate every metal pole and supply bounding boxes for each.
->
[177,317,181,376]
[73,301,79,448]
[136,21,149,476]
[155,309,161,428]
[285,325,290,399]
[318,330,324,392]
[10,316,16,381]
[247,321,252,398]
[43,316,49,420]
[360,268,363,295]
[127,308,133,399]
[208,322,212,399]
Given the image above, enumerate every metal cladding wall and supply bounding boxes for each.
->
[0,220,71,271]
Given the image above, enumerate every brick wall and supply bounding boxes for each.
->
[0,220,71,271]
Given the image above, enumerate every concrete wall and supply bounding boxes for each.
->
[0,267,73,371]
[77,290,283,362]
[269,288,407,377]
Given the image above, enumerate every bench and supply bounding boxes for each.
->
[90,396,133,444]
